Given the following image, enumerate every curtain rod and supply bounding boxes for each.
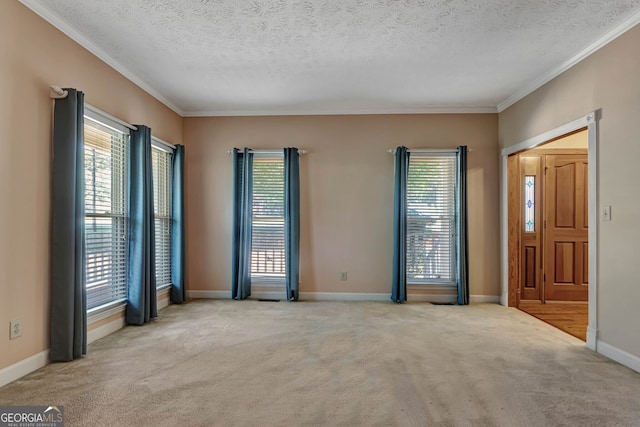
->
[85,104,138,131]
[50,85,138,131]
[152,136,176,150]
[226,149,307,155]
[49,85,68,99]
[51,85,176,150]
[387,148,470,154]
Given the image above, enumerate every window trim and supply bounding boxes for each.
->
[405,152,458,287]
[83,112,130,311]
[85,106,131,135]
[151,138,174,153]
[151,138,174,289]
[87,300,127,324]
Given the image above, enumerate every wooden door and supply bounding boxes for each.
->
[544,154,588,301]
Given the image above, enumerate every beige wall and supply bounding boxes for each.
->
[184,114,500,298]
[499,24,640,358]
[0,2,183,370]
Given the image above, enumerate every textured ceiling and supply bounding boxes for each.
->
[22,0,640,115]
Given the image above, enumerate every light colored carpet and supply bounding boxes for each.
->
[1,300,639,426]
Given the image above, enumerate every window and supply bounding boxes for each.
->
[251,156,285,280]
[84,116,129,310]
[152,145,172,288]
[406,155,457,285]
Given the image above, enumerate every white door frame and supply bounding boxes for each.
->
[500,111,598,351]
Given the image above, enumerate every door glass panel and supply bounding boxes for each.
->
[524,176,535,232]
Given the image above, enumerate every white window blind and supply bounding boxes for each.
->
[251,157,285,279]
[84,117,129,309]
[406,155,457,285]
[152,146,172,288]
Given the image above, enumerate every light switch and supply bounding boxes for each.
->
[602,206,611,222]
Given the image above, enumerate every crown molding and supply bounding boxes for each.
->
[18,0,186,116]
[183,105,498,117]
[497,9,640,113]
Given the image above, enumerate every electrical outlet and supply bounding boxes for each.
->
[10,320,22,340]
[340,272,348,281]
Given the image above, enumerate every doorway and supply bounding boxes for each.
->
[502,113,598,348]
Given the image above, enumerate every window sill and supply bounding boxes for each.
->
[408,283,456,290]
[157,283,172,293]
[87,300,127,325]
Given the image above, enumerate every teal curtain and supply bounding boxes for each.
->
[284,147,300,301]
[231,148,253,300]
[126,125,157,324]
[391,146,409,303]
[50,88,87,361]
[170,145,186,304]
[456,146,469,305]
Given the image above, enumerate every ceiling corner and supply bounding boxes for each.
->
[18,0,186,117]
[497,7,640,114]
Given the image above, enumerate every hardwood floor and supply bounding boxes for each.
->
[518,301,588,341]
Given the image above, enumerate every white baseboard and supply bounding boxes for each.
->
[408,294,457,303]
[1,295,187,389]
[302,292,390,301]
[87,295,169,345]
[188,290,416,302]
[158,296,170,310]
[597,341,640,374]
[88,316,126,345]
[187,290,500,304]
[188,290,230,299]
[0,350,49,388]
[470,295,501,304]
[305,292,456,303]
[187,290,386,301]
[251,291,292,300]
